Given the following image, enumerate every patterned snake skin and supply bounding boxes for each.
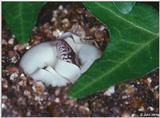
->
[56,39,80,66]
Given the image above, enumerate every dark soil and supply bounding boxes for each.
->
[2,2,159,117]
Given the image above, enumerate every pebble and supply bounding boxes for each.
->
[2,103,7,109]
[104,86,115,96]
[9,72,18,80]
[52,30,60,38]
[2,95,8,99]
[154,85,159,90]
[148,106,154,111]
[18,80,27,86]
[58,5,63,10]
[32,81,45,94]
[124,84,136,94]
[138,106,144,111]
[14,44,26,51]
[147,77,152,84]
[8,38,15,45]
[2,80,8,89]
[137,81,140,84]
[131,114,136,117]
[10,56,18,63]
[26,111,31,116]
[52,29,63,38]
[24,90,31,96]
[63,9,68,14]
[51,17,56,22]
[34,96,43,103]
[6,66,19,74]
[124,101,129,104]
[79,105,90,112]
[25,43,31,50]
[122,95,128,99]
[62,18,69,24]
[55,88,61,96]
[20,73,24,76]
[99,26,106,31]
[54,98,60,103]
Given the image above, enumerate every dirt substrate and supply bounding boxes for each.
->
[2,3,159,117]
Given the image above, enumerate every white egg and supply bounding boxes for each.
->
[20,32,102,87]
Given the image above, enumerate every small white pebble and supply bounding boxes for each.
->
[131,114,136,117]
[147,77,152,84]
[79,105,90,112]
[10,72,18,80]
[148,106,154,111]
[26,111,31,116]
[25,43,31,50]
[58,5,63,10]
[58,30,64,37]
[14,44,26,51]
[2,95,8,99]
[138,106,144,111]
[51,17,56,22]
[43,92,48,95]
[62,18,69,24]
[32,85,36,92]
[104,86,115,96]
[20,73,25,77]
[24,90,30,96]
[63,9,68,14]
[52,30,59,38]
[84,107,90,112]
[2,103,6,109]
[8,38,15,45]
[124,101,129,104]
[53,29,63,38]
[34,96,41,101]
[122,95,128,99]
[99,26,105,31]
[55,88,61,96]
[54,98,60,103]
[154,85,159,90]
[137,81,140,84]
[10,56,18,63]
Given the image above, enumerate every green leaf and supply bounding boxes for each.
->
[69,2,159,98]
[2,2,45,43]
[113,2,136,14]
